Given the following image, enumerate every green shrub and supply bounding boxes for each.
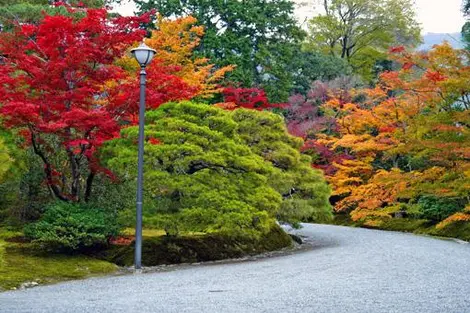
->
[24,202,120,252]
[417,196,465,222]
[103,102,332,238]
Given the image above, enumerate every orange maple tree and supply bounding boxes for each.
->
[117,15,234,101]
[315,43,470,222]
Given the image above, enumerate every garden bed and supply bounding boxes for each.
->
[330,215,470,242]
[96,225,293,267]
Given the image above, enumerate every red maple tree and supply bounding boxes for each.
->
[283,80,357,176]
[215,87,286,110]
[0,8,194,202]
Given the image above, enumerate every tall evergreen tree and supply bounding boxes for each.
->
[135,0,305,102]
[305,0,421,80]
[462,0,470,49]
[0,0,104,30]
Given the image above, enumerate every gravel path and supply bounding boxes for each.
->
[1,224,470,313]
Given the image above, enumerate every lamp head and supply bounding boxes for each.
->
[130,42,157,67]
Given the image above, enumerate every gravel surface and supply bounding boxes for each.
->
[1,224,470,313]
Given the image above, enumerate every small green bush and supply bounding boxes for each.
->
[24,202,120,252]
[417,196,465,222]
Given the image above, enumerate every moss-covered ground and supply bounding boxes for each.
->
[0,228,117,291]
[0,225,293,291]
[98,225,293,267]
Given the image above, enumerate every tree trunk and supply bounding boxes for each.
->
[68,151,81,200]
[341,36,348,59]
[31,132,70,202]
[84,171,95,203]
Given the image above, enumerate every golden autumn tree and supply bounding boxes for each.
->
[117,15,234,100]
[317,43,470,224]
[318,89,403,213]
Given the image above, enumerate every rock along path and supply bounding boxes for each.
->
[1,224,470,313]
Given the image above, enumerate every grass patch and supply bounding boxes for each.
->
[121,228,205,237]
[0,228,117,291]
[0,241,5,268]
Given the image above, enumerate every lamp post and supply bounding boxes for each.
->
[130,42,156,270]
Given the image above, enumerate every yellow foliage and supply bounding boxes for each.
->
[329,158,375,210]
[336,168,408,215]
[118,15,234,99]
[436,211,470,230]
[350,208,391,222]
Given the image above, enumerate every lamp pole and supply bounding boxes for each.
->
[130,42,156,270]
[134,66,146,270]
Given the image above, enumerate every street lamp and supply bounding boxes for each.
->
[130,42,156,270]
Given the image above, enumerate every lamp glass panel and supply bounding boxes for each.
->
[146,50,156,64]
[133,49,150,66]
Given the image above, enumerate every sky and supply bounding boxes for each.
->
[114,0,467,34]
[415,0,465,33]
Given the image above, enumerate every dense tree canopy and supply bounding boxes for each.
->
[0,8,149,202]
[305,0,421,80]
[0,0,469,268]
[0,7,225,205]
[103,102,331,236]
[231,107,332,224]
[311,44,469,225]
[462,0,470,49]
[290,51,352,95]
[135,0,305,102]
[0,7,239,220]
[116,15,234,102]
[0,0,104,29]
